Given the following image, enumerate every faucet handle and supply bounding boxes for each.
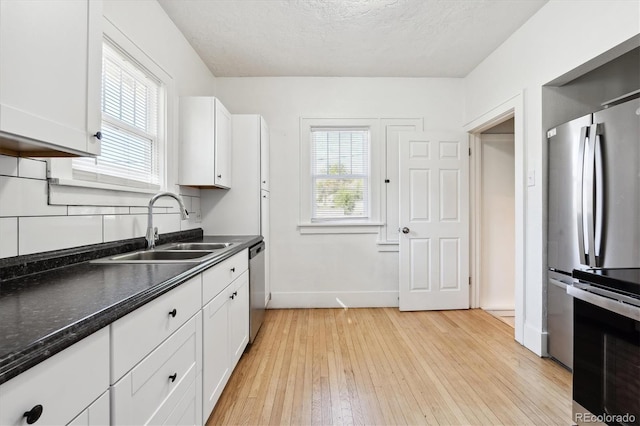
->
[154,227,159,242]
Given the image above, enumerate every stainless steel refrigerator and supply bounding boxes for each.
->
[547,97,640,369]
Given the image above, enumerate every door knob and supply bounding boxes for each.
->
[401,227,410,234]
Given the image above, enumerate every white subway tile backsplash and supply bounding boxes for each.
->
[181,197,201,230]
[68,206,129,216]
[18,158,47,180]
[104,213,181,242]
[0,177,67,217]
[103,214,146,242]
[19,216,102,255]
[191,197,201,216]
[0,166,201,256]
[0,155,18,177]
[0,217,18,258]
[129,206,169,214]
[155,213,181,234]
[179,186,200,197]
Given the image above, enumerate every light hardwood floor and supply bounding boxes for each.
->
[207,308,572,425]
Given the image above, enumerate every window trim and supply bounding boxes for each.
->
[48,16,174,201]
[299,118,382,234]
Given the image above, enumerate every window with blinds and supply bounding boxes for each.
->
[73,40,162,189]
[311,128,369,221]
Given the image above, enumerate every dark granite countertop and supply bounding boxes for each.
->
[0,234,262,385]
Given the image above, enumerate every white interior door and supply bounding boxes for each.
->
[399,132,469,311]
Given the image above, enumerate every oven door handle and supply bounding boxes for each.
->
[567,284,640,321]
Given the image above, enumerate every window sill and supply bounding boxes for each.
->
[298,222,383,235]
[48,178,164,207]
[50,178,159,194]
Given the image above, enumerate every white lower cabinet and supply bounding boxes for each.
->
[202,269,249,421]
[1,248,253,426]
[0,327,109,426]
[111,312,202,426]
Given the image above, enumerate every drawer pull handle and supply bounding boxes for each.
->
[230,292,235,300]
[23,405,43,424]
[231,267,236,272]
[168,309,177,318]
[169,373,177,383]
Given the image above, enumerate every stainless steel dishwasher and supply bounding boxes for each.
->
[249,241,265,343]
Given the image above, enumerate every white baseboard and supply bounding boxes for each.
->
[523,322,548,357]
[482,308,515,315]
[268,291,399,309]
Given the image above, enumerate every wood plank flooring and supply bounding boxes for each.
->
[207,308,571,425]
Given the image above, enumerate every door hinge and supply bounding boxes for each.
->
[468,277,472,286]
[469,147,472,156]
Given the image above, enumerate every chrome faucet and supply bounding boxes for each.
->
[146,191,189,249]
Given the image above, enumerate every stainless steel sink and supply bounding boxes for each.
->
[93,250,216,264]
[163,242,234,251]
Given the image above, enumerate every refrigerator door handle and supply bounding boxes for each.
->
[576,125,588,265]
[593,126,604,267]
[585,124,598,267]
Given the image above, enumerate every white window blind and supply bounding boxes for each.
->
[311,128,369,220]
[73,40,162,189]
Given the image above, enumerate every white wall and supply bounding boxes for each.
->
[213,78,464,308]
[464,0,640,354]
[0,0,216,258]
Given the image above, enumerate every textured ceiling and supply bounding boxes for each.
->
[158,0,548,77]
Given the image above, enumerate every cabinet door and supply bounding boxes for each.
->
[179,97,215,186]
[260,117,270,191]
[229,271,249,369]
[67,391,109,426]
[261,191,271,306]
[0,0,102,156]
[202,289,231,420]
[214,99,232,188]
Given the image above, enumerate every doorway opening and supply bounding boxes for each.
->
[466,93,525,343]
[475,119,515,328]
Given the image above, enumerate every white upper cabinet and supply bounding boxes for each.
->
[179,97,232,188]
[0,0,102,157]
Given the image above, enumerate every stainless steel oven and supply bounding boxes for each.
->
[569,269,640,426]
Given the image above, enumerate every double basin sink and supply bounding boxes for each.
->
[93,242,236,264]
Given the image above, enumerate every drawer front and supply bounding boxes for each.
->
[0,327,109,426]
[111,312,202,426]
[202,249,248,305]
[111,275,201,383]
[151,372,201,426]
